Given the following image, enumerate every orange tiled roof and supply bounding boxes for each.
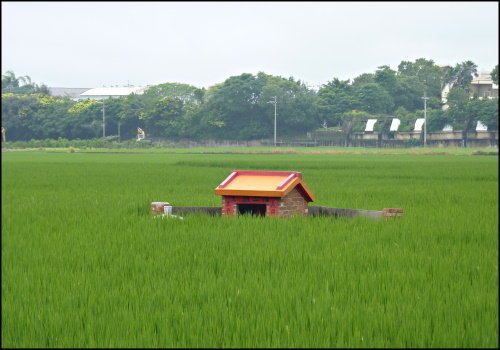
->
[214,170,315,202]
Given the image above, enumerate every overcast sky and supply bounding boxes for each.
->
[2,1,498,89]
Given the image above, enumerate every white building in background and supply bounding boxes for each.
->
[441,83,453,111]
[48,87,92,101]
[48,86,148,100]
[441,70,498,110]
[470,72,498,100]
[79,86,146,100]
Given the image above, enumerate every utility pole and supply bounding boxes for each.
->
[1,126,6,149]
[267,96,277,146]
[422,92,429,147]
[101,99,106,139]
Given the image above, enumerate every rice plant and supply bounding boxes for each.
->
[2,150,498,348]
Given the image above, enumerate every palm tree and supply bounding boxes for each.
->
[19,75,33,87]
[444,61,478,91]
[1,70,19,90]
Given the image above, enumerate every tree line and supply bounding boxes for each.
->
[2,59,498,142]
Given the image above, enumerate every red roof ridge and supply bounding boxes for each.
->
[276,173,298,190]
[231,170,302,178]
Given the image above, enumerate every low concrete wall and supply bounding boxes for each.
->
[344,131,497,148]
[170,206,393,219]
[172,206,221,216]
[392,132,422,141]
[427,131,463,141]
[308,206,383,219]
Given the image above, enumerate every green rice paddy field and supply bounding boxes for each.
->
[1,148,498,348]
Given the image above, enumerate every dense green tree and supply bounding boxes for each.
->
[426,108,451,132]
[97,97,126,140]
[174,102,203,138]
[352,73,375,87]
[397,58,445,98]
[353,83,394,114]
[374,65,397,95]
[466,99,498,130]
[198,72,319,140]
[117,94,146,140]
[2,93,40,140]
[144,97,184,138]
[37,84,50,95]
[445,88,472,131]
[393,76,425,112]
[393,106,418,132]
[2,93,74,140]
[447,87,470,110]
[64,99,105,139]
[143,82,204,104]
[198,73,267,139]
[31,95,73,139]
[260,74,319,136]
[316,78,356,126]
[491,64,498,85]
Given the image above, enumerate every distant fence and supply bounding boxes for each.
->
[169,130,497,148]
[264,130,498,148]
[5,130,497,149]
[122,129,500,148]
